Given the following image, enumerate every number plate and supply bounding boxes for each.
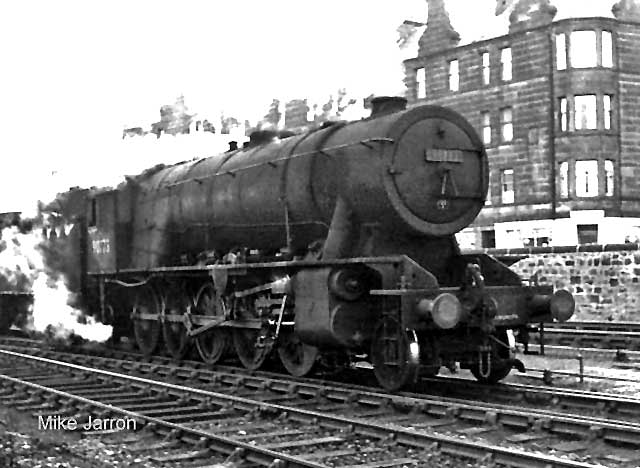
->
[425,149,464,163]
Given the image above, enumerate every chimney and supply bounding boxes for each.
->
[612,0,640,21]
[418,0,460,57]
[370,96,408,118]
[508,0,556,33]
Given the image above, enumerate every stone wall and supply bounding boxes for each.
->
[505,245,640,321]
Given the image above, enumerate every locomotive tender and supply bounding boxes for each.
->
[61,97,575,390]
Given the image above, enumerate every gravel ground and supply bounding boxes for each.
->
[514,351,640,397]
[2,342,638,467]
[0,406,159,468]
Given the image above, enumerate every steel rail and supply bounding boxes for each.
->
[0,372,324,468]
[0,348,607,468]
[3,338,639,420]
[535,322,640,351]
[17,342,640,419]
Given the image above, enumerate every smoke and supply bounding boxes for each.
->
[0,226,112,342]
[0,228,36,293]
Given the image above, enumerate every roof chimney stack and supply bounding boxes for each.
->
[612,0,640,21]
[418,0,460,57]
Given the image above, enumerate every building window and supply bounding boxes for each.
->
[482,52,490,85]
[558,97,568,131]
[556,33,567,70]
[501,168,514,204]
[481,230,496,248]
[575,160,598,197]
[416,67,426,99]
[500,47,512,81]
[574,94,597,130]
[485,174,492,205]
[481,111,491,144]
[570,30,597,68]
[500,107,513,142]
[524,228,551,247]
[89,198,97,227]
[602,30,613,68]
[605,159,614,196]
[603,94,612,129]
[577,224,598,244]
[448,59,459,91]
[504,229,521,248]
[559,161,569,198]
[306,102,316,123]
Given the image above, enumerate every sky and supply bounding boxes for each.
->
[0,0,615,215]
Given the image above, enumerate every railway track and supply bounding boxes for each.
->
[2,336,640,421]
[538,321,640,352]
[1,344,639,466]
[3,336,640,418]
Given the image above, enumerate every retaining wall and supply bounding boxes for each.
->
[475,244,640,321]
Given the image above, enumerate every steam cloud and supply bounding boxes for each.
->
[0,225,112,342]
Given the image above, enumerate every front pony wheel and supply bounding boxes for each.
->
[370,316,420,391]
[471,329,513,384]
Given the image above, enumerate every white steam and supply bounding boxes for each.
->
[0,226,112,342]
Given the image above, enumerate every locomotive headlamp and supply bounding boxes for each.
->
[549,289,575,323]
[431,293,462,329]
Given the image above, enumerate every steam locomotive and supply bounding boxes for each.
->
[50,97,574,390]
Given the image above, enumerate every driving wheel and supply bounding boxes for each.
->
[194,282,230,365]
[232,295,273,370]
[161,284,192,360]
[277,330,319,377]
[132,284,162,357]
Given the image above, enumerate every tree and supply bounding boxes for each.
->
[151,95,194,137]
[220,115,241,134]
[262,99,283,129]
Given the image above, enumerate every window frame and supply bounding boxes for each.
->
[574,94,597,131]
[481,230,496,248]
[89,198,97,227]
[481,51,490,85]
[559,161,569,199]
[500,47,512,81]
[558,97,568,132]
[604,159,614,197]
[603,94,613,130]
[602,30,613,68]
[569,30,598,69]
[577,224,598,244]
[500,107,513,142]
[556,33,567,70]
[485,172,492,206]
[416,67,426,99]
[501,168,515,204]
[557,29,614,70]
[481,111,491,144]
[448,59,459,92]
[575,159,599,197]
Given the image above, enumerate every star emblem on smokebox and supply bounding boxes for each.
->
[436,127,446,139]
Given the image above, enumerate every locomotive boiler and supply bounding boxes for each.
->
[61,97,574,390]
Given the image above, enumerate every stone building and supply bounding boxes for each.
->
[404,0,640,248]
